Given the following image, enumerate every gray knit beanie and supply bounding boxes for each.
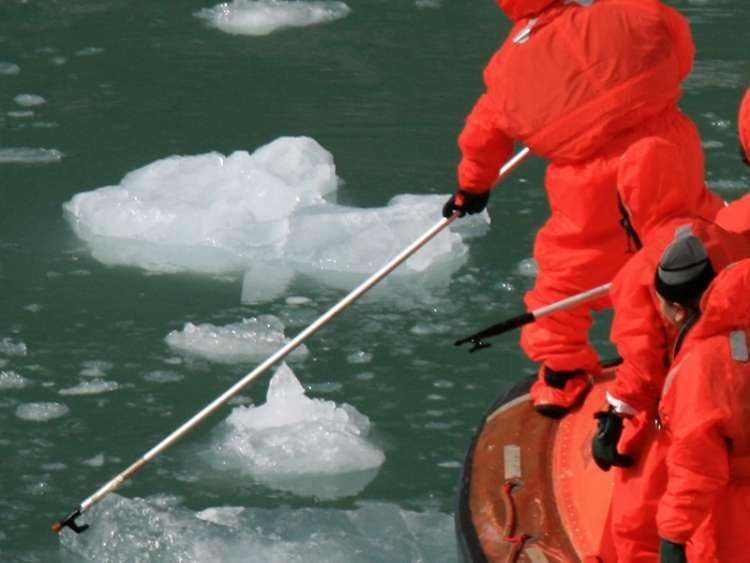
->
[655,233,715,304]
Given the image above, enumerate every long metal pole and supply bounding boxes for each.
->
[52,146,531,534]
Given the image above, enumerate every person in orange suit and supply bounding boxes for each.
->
[442,0,724,417]
[653,239,750,563]
[716,86,750,233]
[589,137,750,562]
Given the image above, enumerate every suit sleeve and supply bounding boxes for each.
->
[457,93,514,193]
[657,362,730,543]
[608,263,670,414]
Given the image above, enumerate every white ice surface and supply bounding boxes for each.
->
[59,380,120,395]
[0,337,28,356]
[0,370,30,389]
[14,93,46,106]
[203,363,384,499]
[165,315,308,364]
[195,0,351,37]
[0,62,20,75]
[15,402,69,421]
[64,136,489,300]
[0,147,63,164]
[59,493,455,563]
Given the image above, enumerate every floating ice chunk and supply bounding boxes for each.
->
[63,137,336,274]
[205,364,384,499]
[196,0,351,37]
[165,316,308,364]
[80,360,114,377]
[60,494,456,563]
[347,351,372,364]
[82,453,105,467]
[13,94,46,107]
[59,380,120,395]
[517,257,538,277]
[143,370,184,383]
[241,261,294,304]
[64,136,489,295]
[76,47,104,56]
[0,147,63,164]
[0,62,20,75]
[16,402,69,421]
[0,370,30,389]
[416,0,441,7]
[0,337,27,356]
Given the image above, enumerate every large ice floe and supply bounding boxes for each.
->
[165,315,308,364]
[195,0,351,37]
[59,494,455,563]
[63,137,489,302]
[199,363,384,499]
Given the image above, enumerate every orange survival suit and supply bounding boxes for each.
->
[604,138,750,561]
[715,86,750,234]
[657,259,750,562]
[456,0,724,406]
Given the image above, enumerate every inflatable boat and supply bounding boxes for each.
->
[456,368,619,563]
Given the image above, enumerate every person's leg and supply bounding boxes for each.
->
[524,157,628,415]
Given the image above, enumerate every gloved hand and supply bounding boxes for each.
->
[659,538,687,563]
[442,189,490,218]
[591,408,633,471]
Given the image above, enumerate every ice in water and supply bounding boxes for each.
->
[13,94,46,107]
[15,402,69,421]
[203,363,384,499]
[0,370,30,390]
[59,380,120,395]
[195,0,351,37]
[165,315,308,364]
[64,136,489,300]
[0,147,63,164]
[0,62,20,75]
[59,493,456,563]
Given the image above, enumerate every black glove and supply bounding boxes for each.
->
[659,538,687,563]
[442,189,490,218]
[591,408,633,471]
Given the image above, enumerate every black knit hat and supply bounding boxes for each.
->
[655,233,716,305]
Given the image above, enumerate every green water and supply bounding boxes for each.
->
[1,1,748,561]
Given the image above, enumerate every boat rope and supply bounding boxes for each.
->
[501,478,531,563]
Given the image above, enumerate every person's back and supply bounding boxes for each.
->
[655,255,750,562]
[445,0,724,416]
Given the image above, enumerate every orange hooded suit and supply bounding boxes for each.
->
[457,0,724,379]
[603,137,750,561]
[715,86,750,233]
[657,259,750,562]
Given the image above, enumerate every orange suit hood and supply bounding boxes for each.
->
[740,87,750,158]
[496,0,560,21]
[617,137,697,241]
[692,260,750,341]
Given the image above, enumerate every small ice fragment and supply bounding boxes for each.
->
[0,62,20,75]
[16,402,69,421]
[13,94,46,107]
[0,370,30,389]
[59,380,119,395]
[347,351,372,364]
[82,453,105,467]
[165,316,308,364]
[195,0,351,37]
[0,337,27,356]
[0,148,63,164]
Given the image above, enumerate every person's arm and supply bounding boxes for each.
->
[608,267,670,415]
[457,93,514,193]
[657,371,729,544]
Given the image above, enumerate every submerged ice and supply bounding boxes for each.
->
[165,315,308,364]
[64,136,489,300]
[59,493,455,563]
[196,0,351,37]
[204,363,384,499]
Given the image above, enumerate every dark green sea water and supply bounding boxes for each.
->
[1,1,748,561]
